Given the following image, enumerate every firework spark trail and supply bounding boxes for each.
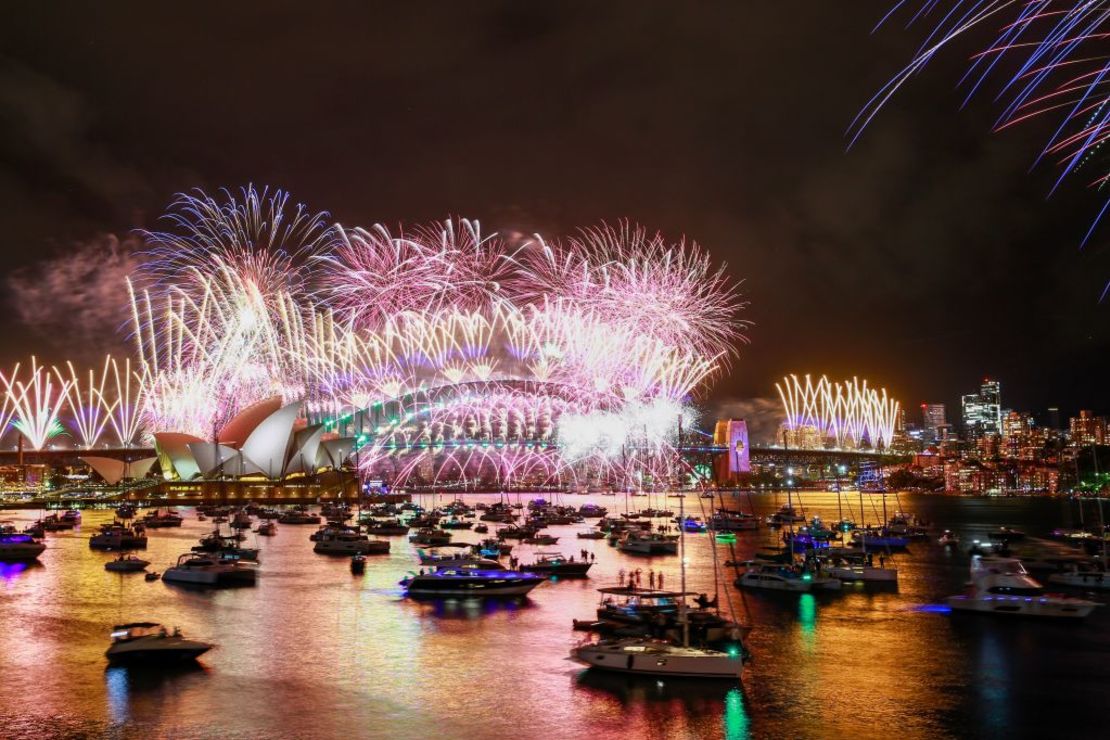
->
[856,2,1110,244]
[42,187,750,484]
[1,358,72,450]
[56,358,113,449]
[776,374,901,450]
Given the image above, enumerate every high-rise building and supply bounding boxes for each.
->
[1047,407,1061,431]
[1069,410,1107,447]
[921,403,947,441]
[962,379,1001,439]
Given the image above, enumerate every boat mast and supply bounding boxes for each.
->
[678,415,689,648]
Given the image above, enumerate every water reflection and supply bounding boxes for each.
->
[0,493,1107,738]
[0,561,42,583]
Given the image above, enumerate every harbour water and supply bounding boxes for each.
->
[1,492,1108,739]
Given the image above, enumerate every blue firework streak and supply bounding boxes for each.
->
[855,2,1110,257]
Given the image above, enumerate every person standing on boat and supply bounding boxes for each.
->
[657,571,663,589]
[648,570,656,589]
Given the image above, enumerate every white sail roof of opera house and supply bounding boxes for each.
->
[79,455,159,486]
[151,397,355,481]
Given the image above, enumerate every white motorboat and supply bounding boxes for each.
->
[571,637,742,679]
[735,560,842,592]
[948,556,1099,618]
[0,526,46,561]
[417,551,503,570]
[618,530,678,555]
[313,530,390,555]
[400,568,544,597]
[105,554,150,573]
[824,558,898,584]
[1047,567,1110,591]
[105,622,212,665]
[162,553,257,587]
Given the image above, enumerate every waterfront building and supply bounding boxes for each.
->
[1069,410,1107,447]
[921,403,947,442]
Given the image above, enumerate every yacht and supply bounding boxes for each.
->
[735,560,841,592]
[231,511,253,529]
[824,554,898,584]
[90,523,148,550]
[364,519,409,536]
[418,551,503,570]
[143,510,184,528]
[409,528,452,546]
[769,504,806,525]
[255,521,277,536]
[313,530,390,555]
[522,533,560,545]
[948,557,1099,618]
[850,528,910,550]
[105,623,212,665]
[520,552,592,578]
[42,513,76,531]
[400,568,544,597]
[1047,566,1110,591]
[162,553,258,587]
[709,509,760,532]
[579,503,608,518]
[277,508,321,525]
[571,638,742,679]
[105,554,150,572]
[0,527,46,561]
[618,530,678,555]
[577,530,607,540]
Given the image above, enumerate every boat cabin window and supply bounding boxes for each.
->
[986,586,1043,596]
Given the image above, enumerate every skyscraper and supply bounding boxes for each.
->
[921,403,947,441]
[962,379,1001,439]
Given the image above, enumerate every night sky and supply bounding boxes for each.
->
[2,2,1108,425]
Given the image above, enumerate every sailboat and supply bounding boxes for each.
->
[572,450,746,680]
[1048,491,1110,590]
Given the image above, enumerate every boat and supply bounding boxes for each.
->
[277,508,321,525]
[523,533,559,545]
[849,528,910,550]
[734,560,816,592]
[1046,567,1110,590]
[360,518,408,536]
[769,503,806,525]
[709,509,760,532]
[41,513,76,531]
[947,556,1099,618]
[579,504,608,518]
[440,518,473,530]
[231,511,253,529]
[313,530,390,555]
[577,530,607,540]
[90,523,148,550]
[680,517,707,534]
[520,552,592,578]
[400,568,544,597]
[145,572,160,582]
[419,552,504,570]
[823,554,897,583]
[61,509,82,525]
[192,532,259,561]
[408,528,452,546]
[938,530,960,547]
[105,554,150,572]
[572,484,745,679]
[473,523,489,534]
[105,623,212,665]
[142,510,184,528]
[115,504,136,519]
[162,553,258,587]
[350,554,366,574]
[618,530,678,555]
[0,526,46,561]
[254,522,277,536]
[571,638,742,679]
[987,527,1026,542]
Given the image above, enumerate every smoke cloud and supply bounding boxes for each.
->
[710,396,782,445]
[5,233,143,361]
